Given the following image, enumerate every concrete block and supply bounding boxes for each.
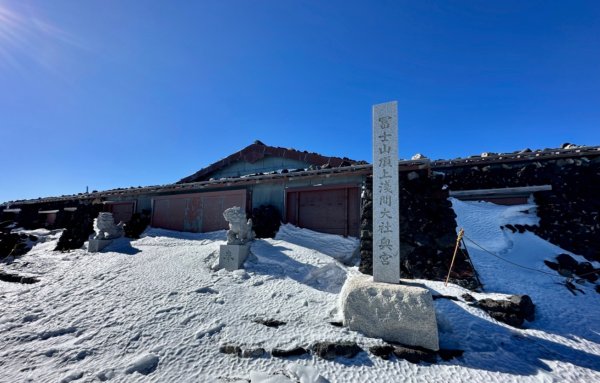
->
[88,239,113,253]
[219,245,249,271]
[340,274,439,351]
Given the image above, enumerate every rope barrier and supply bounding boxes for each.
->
[462,233,600,279]
[444,229,598,297]
[462,234,559,277]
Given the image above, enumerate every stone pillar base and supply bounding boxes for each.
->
[88,239,113,253]
[219,244,250,271]
[340,274,439,351]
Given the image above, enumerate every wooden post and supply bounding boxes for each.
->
[445,228,465,287]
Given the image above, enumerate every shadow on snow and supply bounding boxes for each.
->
[247,240,347,294]
[429,286,600,376]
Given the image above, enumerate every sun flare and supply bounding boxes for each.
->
[0,1,82,71]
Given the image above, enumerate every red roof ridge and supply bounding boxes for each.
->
[177,142,365,184]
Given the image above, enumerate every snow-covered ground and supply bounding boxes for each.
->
[1,201,599,382]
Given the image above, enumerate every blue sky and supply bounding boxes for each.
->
[1,0,598,203]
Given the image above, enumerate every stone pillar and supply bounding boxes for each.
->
[372,101,400,284]
[340,101,438,352]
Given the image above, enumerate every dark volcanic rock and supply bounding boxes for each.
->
[432,294,459,301]
[477,295,535,327]
[461,293,476,302]
[271,347,309,358]
[544,260,559,271]
[0,232,32,258]
[575,261,594,276]
[253,318,286,328]
[311,342,362,360]
[575,262,598,282]
[55,203,103,252]
[219,345,241,356]
[514,224,526,234]
[0,271,39,284]
[371,343,461,363]
[392,345,437,364]
[240,348,265,358]
[556,253,578,272]
[509,295,535,322]
[369,345,394,360]
[438,348,464,361]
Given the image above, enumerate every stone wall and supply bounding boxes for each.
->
[54,203,104,251]
[437,155,600,262]
[4,200,103,252]
[359,170,480,290]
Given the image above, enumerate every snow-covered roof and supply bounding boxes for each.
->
[177,141,367,184]
[431,145,600,168]
[5,145,599,206]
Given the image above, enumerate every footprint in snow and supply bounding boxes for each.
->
[22,314,41,323]
[42,349,58,357]
[125,353,159,376]
[96,369,115,381]
[39,326,78,340]
[62,350,91,363]
[155,305,183,315]
[195,322,226,339]
[59,370,83,383]
[181,313,199,325]
[194,287,218,294]
[166,291,178,299]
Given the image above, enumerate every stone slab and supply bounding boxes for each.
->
[88,239,113,253]
[219,245,250,271]
[372,101,400,283]
[340,274,439,351]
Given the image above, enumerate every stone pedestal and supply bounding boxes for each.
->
[219,245,249,271]
[340,274,439,351]
[88,239,113,253]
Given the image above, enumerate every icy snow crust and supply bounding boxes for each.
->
[1,208,599,382]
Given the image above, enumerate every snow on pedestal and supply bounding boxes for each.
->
[219,245,250,271]
[340,274,439,351]
[88,239,113,252]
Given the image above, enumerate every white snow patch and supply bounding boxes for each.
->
[0,213,598,382]
[250,363,328,383]
[275,224,359,264]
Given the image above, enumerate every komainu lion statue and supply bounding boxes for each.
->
[93,212,124,240]
[223,207,255,245]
